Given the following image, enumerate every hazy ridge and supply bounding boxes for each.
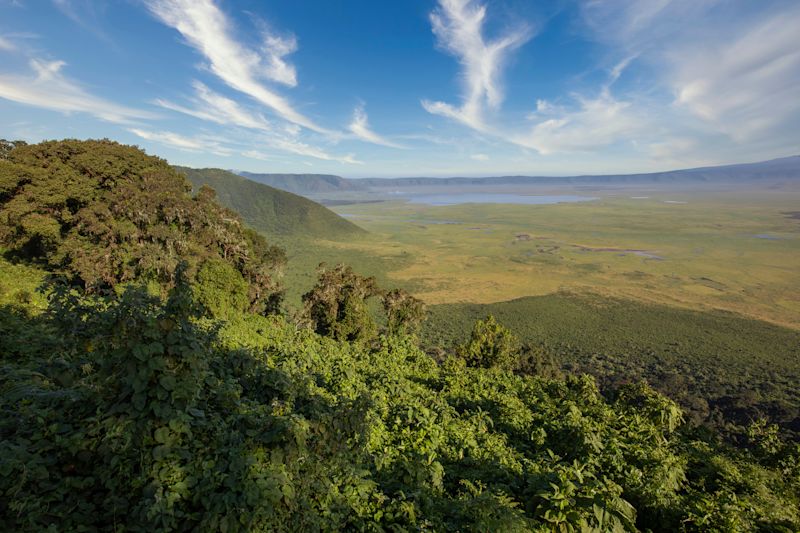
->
[237,155,800,196]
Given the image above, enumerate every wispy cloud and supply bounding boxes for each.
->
[52,0,115,44]
[0,58,156,123]
[261,31,298,87]
[420,0,648,155]
[669,6,800,141]
[348,104,404,148]
[265,135,362,165]
[128,128,233,155]
[579,0,714,52]
[470,153,489,161]
[421,0,532,130]
[156,81,360,164]
[155,80,272,131]
[0,35,15,51]
[517,89,649,154]
[580,0,800,143]
[144,0,327,133]
[241,149,271,161]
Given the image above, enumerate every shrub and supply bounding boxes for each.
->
[458,315,519,370]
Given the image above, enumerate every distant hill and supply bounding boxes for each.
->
[178,167,365,239]
[359,155,800,187]
[236,155,800,195]
[238,172,367,194]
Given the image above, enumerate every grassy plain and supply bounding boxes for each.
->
[306,189,800,329]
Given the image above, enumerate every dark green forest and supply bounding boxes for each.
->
[1,140,799,531]
[178,167,364,240]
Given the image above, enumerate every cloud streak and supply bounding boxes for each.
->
[669,6,800,141]
[580,0,800,143]
[0,58,156,123]
[517,89,650,154]
[348,104,404,148]
[0,35,15,51]
[265,136,362,165]
[129,127,232,155]
[261,31,298,87]
[421,0,532,130]
[156,81,361,164]
[155,80,272,131]
[144,0,327,133]
[52,0,114,43]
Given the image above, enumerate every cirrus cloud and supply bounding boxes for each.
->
[0,58,156,124]
[144,0,327,133]
[421,0,533,130]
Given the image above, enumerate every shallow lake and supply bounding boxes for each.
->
[405,193,597,206]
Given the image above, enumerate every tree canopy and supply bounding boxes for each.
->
[0,139,285,314]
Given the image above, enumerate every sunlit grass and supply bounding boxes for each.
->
[304,189,800,328]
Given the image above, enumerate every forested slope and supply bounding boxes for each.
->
[180,167,365,240]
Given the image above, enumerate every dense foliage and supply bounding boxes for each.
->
[0,140,285,313]
[2,140,799,531]
[424,294,800,441]
[458,315,519,370]
[301,263,382,344]
[2,277,799,531]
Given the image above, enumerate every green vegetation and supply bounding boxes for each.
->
[300,264,425,343]
[424,293,800,439]
[179,167,365,240]
[383,288,426,336]
[458,315,519,370]
[2,140,800,531]
[0,140,285,313]
[0,249,47,310]
[3,270,800,531]
[301,263,381,345]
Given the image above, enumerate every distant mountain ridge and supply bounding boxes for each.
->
[177,167,365,240]
[238,172,366,194]
[236,155,800,195]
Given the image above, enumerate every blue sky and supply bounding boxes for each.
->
[1,0,798,177]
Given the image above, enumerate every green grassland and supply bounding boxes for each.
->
[319,189,800,329]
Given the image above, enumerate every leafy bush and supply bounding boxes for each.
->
[458,314,519,370]
[193,258,250,318]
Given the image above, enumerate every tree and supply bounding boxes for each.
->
[382,288,426,336]
[0,139,284,311]
[458,315,519,370]
[302,263,381,344]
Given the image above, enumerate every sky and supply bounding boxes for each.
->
[0,0,798,178]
